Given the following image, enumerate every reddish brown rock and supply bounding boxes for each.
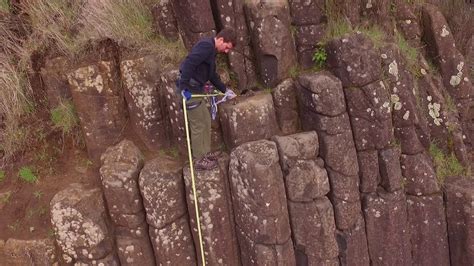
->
[444,176,474,265]
[294,24,326,68]
[326,33,382,88]
[378,147,403,192]
[358,150,380,193]
[171,0,215,50]
[0,239,57,265]
[400,152,440,196]
[273,131,319,171]
[151,1,179,40]
[407,195,450,266]
[394,126,426,155]
[40,56,72,108]
[336,215,370,266]
[363,189,412,265]
[319,131,359,177]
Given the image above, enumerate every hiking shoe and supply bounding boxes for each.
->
[194,157,217,171]
[205,150,222,161]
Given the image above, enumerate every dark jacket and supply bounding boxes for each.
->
[178,37,226,94]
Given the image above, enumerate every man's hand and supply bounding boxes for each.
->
[225,88,237,99]
[181,89,192,101]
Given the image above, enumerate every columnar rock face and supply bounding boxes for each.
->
[171,0,216,50]
[244,0,297,87]
[0,239,57,265]
[273,132,339,265]
[121,56,170,150]
[213,0,257,90]
[272,79,300,135]
[219,93,279,149]
[50,183,118,265]
[392,0,422,46]
[160,70,186,154]
[380,37,450,265]
[183,156,240,265]
[40,56,71,108]
[66,39,126,163]
[363,189,412,265]
[139,158,196,265]
[288,0,326,68]
[229,140,296,265]
[151,0,179,41]
[99,140,154,265]
[421,4,474,148]
[445,176,474,265]
[296,71,370,265]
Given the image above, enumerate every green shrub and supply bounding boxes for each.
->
[50,100,78,135]
[429,142,467,185]
[312,46,327,68]
[18,166,38,183]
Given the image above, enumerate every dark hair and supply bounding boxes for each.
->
[216,28,237,47]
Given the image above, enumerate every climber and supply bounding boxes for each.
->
[177,28,237,170]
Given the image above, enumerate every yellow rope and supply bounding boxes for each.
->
[182,96,206,266]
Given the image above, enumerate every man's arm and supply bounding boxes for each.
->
[209,69,227,93]
[178,41,214,91]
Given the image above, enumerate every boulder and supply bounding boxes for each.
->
[50,183,117,264]
[272,79,300,135]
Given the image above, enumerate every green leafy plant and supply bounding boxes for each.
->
[18,166,38,183]
[312,46,327,68]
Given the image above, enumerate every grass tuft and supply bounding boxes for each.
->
[429,142,467,185]
[0,170,4,182]
[358,25,386,48]
[0,0,10,12]
[396,32,421,77]
[18,166,38,183]
[50,100,79,135]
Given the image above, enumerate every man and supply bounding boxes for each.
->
[178,28,237,170]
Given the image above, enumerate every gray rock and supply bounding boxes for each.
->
[273,131,319,171]
[183,156,240,265]
[272,79,300,135]
[219,93,279,149]
[121,56,170,150]
[50,183,116,264]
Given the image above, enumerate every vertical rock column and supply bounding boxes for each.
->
[444,176,474,265]
[229,140,296,265]
[50,183,119,265]
[288,0,326,68]
[171,0,215,50]
[40,56,72,109]
[121,56,170,151]
[213,0,257,90]
[160,70,186,155]
[139,158,196,265]
[183,156,240,265]
[151,0,179,41]
[380,40,450,266]
[326,33,412,265]
[296,71,370,265]
[66,39,126,163]
[244,0,297,87]
[273,132,339,265]
[272,79,300,135]
[99,140,155,265]
[422,4,474,149]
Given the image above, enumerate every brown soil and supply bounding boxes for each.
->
[0,135,100,241]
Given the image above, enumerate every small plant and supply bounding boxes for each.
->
[429,142,467,185]
[312,46,327,68]
[0,170,5,182]
[50,100,79,135]
[18,166,38,183]
[34,190,43,199]
[288,65,300,79]
[396,32,420,77]
[0,191,12,204]
[358,25,386,48]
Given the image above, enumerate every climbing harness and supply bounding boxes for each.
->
[182,91,225,266]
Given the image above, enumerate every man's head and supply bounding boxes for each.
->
[215,28,236,54]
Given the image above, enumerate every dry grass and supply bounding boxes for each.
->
[0,0,9,13]
[0,53,33,161]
